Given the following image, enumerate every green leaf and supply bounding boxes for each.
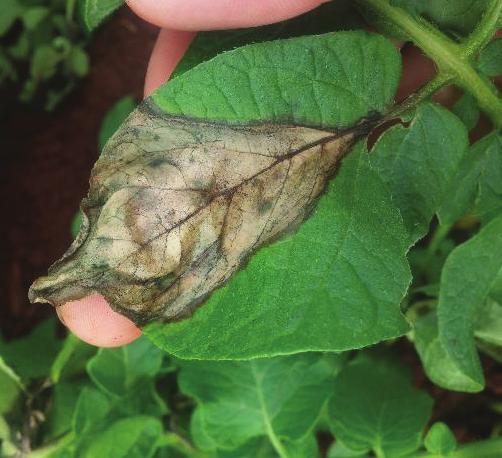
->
[327,352,433,458]
[0,415,17,457]
[172,1,363,78]
[475,299,502,347]
[180,354,341,452]
[145,142,411,358]
[152,32,400,127]
[413,311,479,392]
[0,357,23,414]
[438,213,502,391]
[68,46,89,78]
[77,416,162,458]
[98,95,136,151]
[31,32,408,359]
[328,442,369,458]
[0,0,22,36]
[452,93,480,131]
[51,333,96,382]
[424,422,457,455]
[22,7,50,30]
[73,387,112,435]
[44,380,89,439]
[438,133,501,226]
[78,0,124,32]
[0,318,61,380]
[370,102,469,243]
[477,38,502,77]
[31,45,63,80]
[86,336,163,396]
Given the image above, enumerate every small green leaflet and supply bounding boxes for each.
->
[0,357,23,415]
[438,213,502,391]
[424,422,457,455]
[477,38,502,77]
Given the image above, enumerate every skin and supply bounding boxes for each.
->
[56,0,476,347]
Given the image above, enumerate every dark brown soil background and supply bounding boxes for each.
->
[0,9,500,447]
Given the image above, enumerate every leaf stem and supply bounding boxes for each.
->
[360,0,502,128]
[462,0,502,56]
[410,437,502,458]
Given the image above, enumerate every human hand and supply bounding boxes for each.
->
[56,0,449,347]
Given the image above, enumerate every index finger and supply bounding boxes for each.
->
[126,0,329,30]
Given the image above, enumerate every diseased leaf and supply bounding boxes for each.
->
[145,143,410,358]
[438,214,502,391]
[370,102,469,243]
[327,352,433,458]
[180,354,341,452]
[29,31,407,358]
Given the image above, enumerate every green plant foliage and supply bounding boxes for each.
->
[327,352,433,457]
[477,38,502,77]
[370,102,469,243]
[438,133,502,226]
[452,93,480,131]
[98,95,136,151]
[424,422,457,455]
[0,318,61,380]
[437,214,502,390]
[390,0,490,36]
[78,0,124,32]
[0,0,92,111]
[179,354,344,453]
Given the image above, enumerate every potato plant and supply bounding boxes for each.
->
[2,0,502,457]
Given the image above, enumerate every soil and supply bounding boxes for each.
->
[0,9,500,448]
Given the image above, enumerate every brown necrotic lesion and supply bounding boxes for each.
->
[29,103,368,325]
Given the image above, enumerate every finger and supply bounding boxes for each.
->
[127,0,328,31]
[57,294,142,347]
[144,29,195,97]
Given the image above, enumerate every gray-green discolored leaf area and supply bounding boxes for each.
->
[29,31,409,358]
[327,352,433,458]
[438,213,502,391]
[370,102,469,243]
[179,353,341,454]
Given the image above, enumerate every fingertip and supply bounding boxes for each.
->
[56,295,142,348]
[144,29,195,97]
[127,0,326,30]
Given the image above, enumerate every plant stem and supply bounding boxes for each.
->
[410,437,502,458]
[463,0,502,56]
[360,0,502,128]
